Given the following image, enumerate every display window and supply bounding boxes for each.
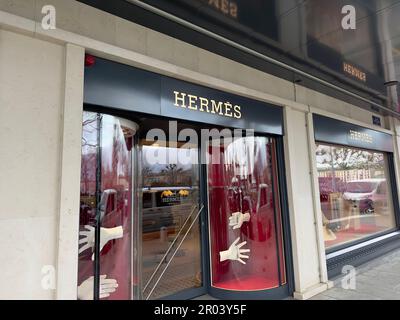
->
[207,136,286,291]
[316,143,397,250]
[78,112,137,300]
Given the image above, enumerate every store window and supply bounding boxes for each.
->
[78,112,137,300]
[316,143,396,250]
[207,136,286,291]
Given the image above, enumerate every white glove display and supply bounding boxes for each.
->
[228,211,250,229]
[77,275,118,300]
[219,237,250,264]
[79,225,124,260]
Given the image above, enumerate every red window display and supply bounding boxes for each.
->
[207,136,286,291]
[78,112,138,300]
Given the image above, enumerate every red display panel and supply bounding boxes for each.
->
[78,112,136,300]
[207,136,286,291]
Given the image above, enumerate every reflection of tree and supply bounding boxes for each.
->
[81,113,99,195]
[317,146,384,170]
[142,166,154,186]
[143,165,193,187]
[81,114,99,148]
[162,164,183,185]
[142,166,152,177]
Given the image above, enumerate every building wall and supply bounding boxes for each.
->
[0,0,396,299]
[0,0,387,128]
[284,107,324,295]
[0,28,65,299]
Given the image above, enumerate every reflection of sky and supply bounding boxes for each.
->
[81,113,132,182]
[100,116,130,177]
[81,112,98,155]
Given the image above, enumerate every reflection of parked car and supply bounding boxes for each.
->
[142,209,174,234]
[142,187,187,234]
[343,179,387,214]
[318,177,347,224]
[143,191,174,235]
[142,186,196,236]
[318,177,346,202]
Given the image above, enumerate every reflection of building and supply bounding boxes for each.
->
[306,0,384,92]
[140,0,396,110]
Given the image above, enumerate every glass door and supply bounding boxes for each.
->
[139,128,204,300]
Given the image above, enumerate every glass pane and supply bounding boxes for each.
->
[316,143,396,250]
[98,115,136,299]
[78,112,136,300]
[140,138,202,299]
[208,136,285,291]
[77,112,98,300]
[270,139,286,285]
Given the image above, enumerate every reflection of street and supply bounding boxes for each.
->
[317,144,397,249]
[325,212,394,247]
[140,136,202,299]
[142,224,202,299]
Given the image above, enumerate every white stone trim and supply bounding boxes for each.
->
[293,282,330,300]
[305,112,329,284]
[55,43,84,300]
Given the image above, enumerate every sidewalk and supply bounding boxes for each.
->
[311,248,400,300]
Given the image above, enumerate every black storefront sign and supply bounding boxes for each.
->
[313,114,393,153]
[84,57,283,135]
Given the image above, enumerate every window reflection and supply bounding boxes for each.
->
[140,140,202,299]
[316,144,396,249]
[208,136,286,291]
[78,112,136,300]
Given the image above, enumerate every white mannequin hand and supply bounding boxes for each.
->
[219,237,250,264]
[78,225,124,260]
[77,275,118,300]
[228,211,250,229]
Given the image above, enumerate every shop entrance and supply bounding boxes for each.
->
[139,119,203,299]
[77,111,292,300]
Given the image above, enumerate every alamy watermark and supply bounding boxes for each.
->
[39,4,355,32]
[342,5,356,30]
[340,265,357,290]
[143,121,255,166]
[41,265,56,290]
[41,5,56,30]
